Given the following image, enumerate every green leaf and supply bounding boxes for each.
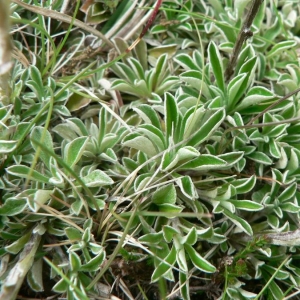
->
[229,200,264,211]
[223,208,253,235]
[30,127,54,170]
[133,104,161,129]
[65,227,82,241]
[28,189,52,212]
[180,70,211,98]
[27,259,44,292]
[151,246,176,282]
[69,251,81,272]
[0,198,27,216]
[281,202,300,213]
[5,231,31,254]
[152,184,176,205]
[52,278,68,293]
[227,73,248,109]
[122,133,157,157]
[208,41,225,92]
[186,108,225,147]
[247,152,273,165]
[139,232,164,244]
[149,54,170,91]
[163,226,180,243]
[6,165,49,183]
[217,152,244,167]
[236,87,275,111]
[158,203,183,214]
[184,244,216,273]
[0,140,18,153]
[182,227,197,246]
[26,65,44,100]
[165,93,179,142]
[81,170,113,187]
[179,155,227,171]
[80,250,105,272]
[138,124,166,152]
[176,176,197,199]
[278,183,297,202]
[267,41,297,58]
[231,175,256,194]
[64,137,89,168]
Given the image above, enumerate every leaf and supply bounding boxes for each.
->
[158,203,183,214]
[176,176,197,199]
[81,170,113,187]
[5,231,31,254]
[0,140,18,153]
[138,124,166,152]
[227,73,247,109]
[180,70,211,98]
[223,208,253,235]
[179,155,227,171]
[231,175,256,194]
[133,104,161,128]
[64,137,89,168]
[65,227,82,241]
[186,108,225,147]
[80,250,105,272]
[152,184,176,205]
[182,227,197,246]
[165,93,178,141]
[27,259,44,292]
[28,189,52,212]
[30,127,54,170]
[6,165,49,183]
[236,87,275,111]
[208,41,225,92]
[149,54,170,91]
[26,65,44,101]
[247,152,273,165]
[69,251,81,272]
[122,133,157,157]
[151,246,176,282]
[139,232,164,244]
[0,198,27,216]
[229,200,264,211]
[184,244,216,273]
[278,183,297,202]
[163,226,180,243]
[267,41,297,58]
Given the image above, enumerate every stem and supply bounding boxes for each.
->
[0,0,12,105]
[126,0,163,52]
[225,0,264,81]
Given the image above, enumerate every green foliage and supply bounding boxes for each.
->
[1,0,300,299]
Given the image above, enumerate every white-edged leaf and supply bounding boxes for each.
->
[81,170,113,187]
[64,137,89,168]
[185,244,216,273]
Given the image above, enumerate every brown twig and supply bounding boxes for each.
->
[126,0,163,53]
[225,0,264,81]
[0,0,12,105]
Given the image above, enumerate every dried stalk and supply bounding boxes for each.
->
[0,0,12,105]
[225,0,264,81]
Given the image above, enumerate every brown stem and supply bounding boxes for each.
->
[126,0,163,53]
[0,0,12,105]
[225,0,264,81]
